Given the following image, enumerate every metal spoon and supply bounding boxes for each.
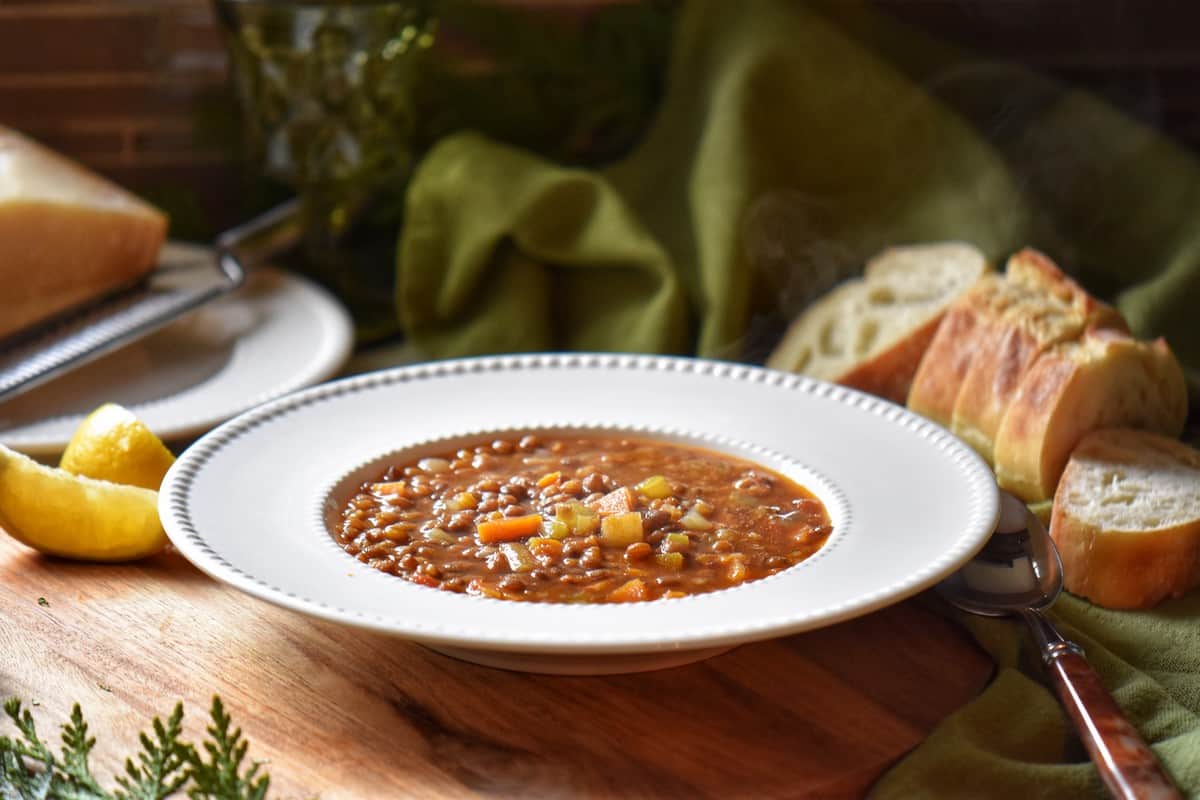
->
[937,491,1182,800]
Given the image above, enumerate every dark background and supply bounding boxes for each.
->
[2,0,1197,239]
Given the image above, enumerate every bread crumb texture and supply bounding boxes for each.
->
[1059,429,1200,532]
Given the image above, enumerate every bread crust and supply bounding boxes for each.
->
[993,331,1188,502]
[906,274,1004,426]
[949,249,1128,460]
[835,313,943,403]
[768,242,988,404]
[1051,428,1200,608]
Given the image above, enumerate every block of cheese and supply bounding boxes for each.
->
[765,242,990,404]
[1050,428,1200,609]
[0,126,167,341]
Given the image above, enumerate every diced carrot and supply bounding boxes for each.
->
[608,578,649,603]
[527,537,563,559]
[476,514,543,544]
[536,471,562,488]
[593,487,635,515]
[467,578,503,599]
[726,556,748,583]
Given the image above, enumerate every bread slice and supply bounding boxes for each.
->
[766,242,989,404]
[1050,428,1200,609]
[0,126,167,340]
[949,249,1127,460]
[906,272,1010,427]
[993,329,1188,503]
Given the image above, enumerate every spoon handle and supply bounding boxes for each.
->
[1047,651,1181,800]
[1024,609,1183,800]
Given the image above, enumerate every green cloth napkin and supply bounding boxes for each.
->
[395,1,1200,796]
[874,593,1200,799]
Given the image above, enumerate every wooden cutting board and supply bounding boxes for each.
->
[0,533,992,798]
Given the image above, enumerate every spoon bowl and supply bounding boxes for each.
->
[938,490,1063,617]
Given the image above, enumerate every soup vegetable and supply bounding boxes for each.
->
[334,434,832,603]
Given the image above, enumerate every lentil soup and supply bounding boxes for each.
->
[332,433,833,603]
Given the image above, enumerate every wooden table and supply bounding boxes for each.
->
[0,533,993,798]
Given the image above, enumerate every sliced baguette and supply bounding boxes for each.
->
[766,242,989,404]
[1050,428,1200,609]
[993,329,1188,503]
[949,249,1127,460]
[906,272,1009,428]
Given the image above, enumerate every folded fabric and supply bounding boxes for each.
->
[872,593,1200,799]
[397,0,1029,361]
[394,2,1200,796]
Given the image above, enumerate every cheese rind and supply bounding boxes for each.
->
[0,127,167,340]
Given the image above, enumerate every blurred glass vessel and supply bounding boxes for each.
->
[215,0,438,343]
[215,0,675,344]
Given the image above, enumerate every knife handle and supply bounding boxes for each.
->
[1047,648,1181,800]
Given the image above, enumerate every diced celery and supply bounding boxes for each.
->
[574,508,600,535]
[662,532,690,552]
[731,492,760,507]
[446,491,477,512]
[600,512,644,546]
[542,518,571,539]
[500,542,536,572]
[555,501,599,536]
[679,508,713,531]
[654,552,684,570]
[635,474,672,500]
[423,528,455,545]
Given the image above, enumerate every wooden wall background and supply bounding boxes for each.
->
[2,0,1199,240]
[0,0,254,238]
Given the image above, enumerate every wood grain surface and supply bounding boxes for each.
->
[0,533,992,799]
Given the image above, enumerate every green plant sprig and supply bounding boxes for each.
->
[0,697,270,800]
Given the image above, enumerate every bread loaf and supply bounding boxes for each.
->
[1050,428,1200,609]
[948,249,1127,459]
[993,329,1188,503]
[766,242,989,403]
[0,126,167,340]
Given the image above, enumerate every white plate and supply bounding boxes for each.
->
[0,243,354,455]
[160,354,999,674]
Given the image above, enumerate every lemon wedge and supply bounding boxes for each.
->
[60,402,175,490]
[0,443,167,561]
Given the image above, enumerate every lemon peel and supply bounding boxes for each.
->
[60,402,175,490]
[0,443,166,561]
